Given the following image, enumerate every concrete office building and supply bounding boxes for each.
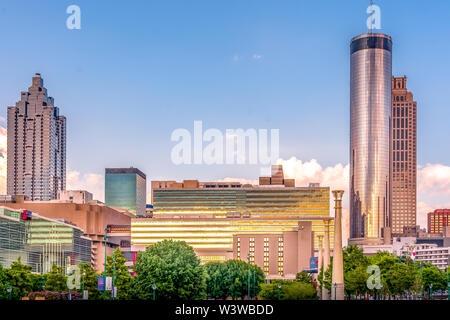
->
[7,73,66,201]
[105,168,146,217]
[58,190,93,204]
[350,33,393,244]
[399,243,450,270]
[1,196,132,272]
[0,206,91,273]
[391,76,417,236]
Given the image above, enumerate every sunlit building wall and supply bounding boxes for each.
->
[0,207,91,273]
[151,182,333,249]
[131,217,316,279]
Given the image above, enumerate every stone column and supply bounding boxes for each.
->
[317,234,323,299]
[322,219,331,300]
[331,190,345,300]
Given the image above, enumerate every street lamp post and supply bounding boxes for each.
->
[103,227,110,301]
[82,264,86,300]
[152,283,157,301]
[7,285,12,300]
[112,249,116,300]
[380,284,383,300]
[253,269,256,299]
[247,253,250,300]
[447,264,449,301]
[41,276,45,291]
[278,283,281,300]
[334,283,337,301]
[430,284,433,300]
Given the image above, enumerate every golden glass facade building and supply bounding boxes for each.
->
[0,207,91,273]
[137,177,333,251]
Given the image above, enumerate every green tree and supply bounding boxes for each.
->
[78,263,102,300]
[345,265,369,297]
[30,273,46,292]
[0,264,8,300]
[383,263,416,295]
[258,280,317,300]
[5,257,34,300]
[44,264,68,292]
[421,265,446,292]
[205,260,264,299]
[217,259,246,299]
[132,240,207,300]
[283,281,318,300]
[205,262,227,299]
[104,249,132,299]
[295,272,313,284]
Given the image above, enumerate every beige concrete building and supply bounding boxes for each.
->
[2,196,132,272]
[7,73,66,201]
[58,190,93,204]
[391,76,417,236]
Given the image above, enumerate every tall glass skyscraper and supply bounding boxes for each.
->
[105,168,146,216]
[350,33,392,243]
[7,73,66,200]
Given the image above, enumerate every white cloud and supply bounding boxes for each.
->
[418,163,450,196]
[67,169,104,202]
[252,54,263,60]
[220,157,450,240]
[276,157,350,244]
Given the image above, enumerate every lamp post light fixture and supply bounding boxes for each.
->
[334,283,337,300]
[430,284,433,300]
[446,264,449,301]
[7,285,12,300]
[82,264,86,300]
[103,227,110,301]
[41,276,45,291]
[247,253,251,300]
[112,249,117,300]
[152,283,157,301]
[278,283,281,300]
[253,269,256,299]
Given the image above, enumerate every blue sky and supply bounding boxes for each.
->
[0,0,449,211]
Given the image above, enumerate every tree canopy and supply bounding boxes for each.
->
[132,240,207,300]
[205,260,264,300]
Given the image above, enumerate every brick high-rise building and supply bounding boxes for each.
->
[391,76,417,236]
[428,209,450,234]
[7,73,66,200]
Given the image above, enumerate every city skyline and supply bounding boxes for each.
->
[0,1,449,231]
